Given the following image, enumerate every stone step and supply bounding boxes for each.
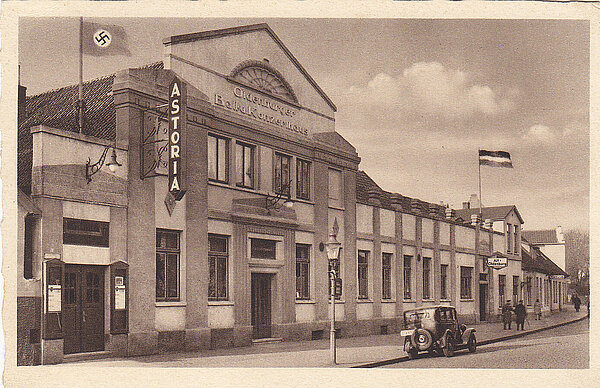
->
[252,337,284,345]
[63,350,113,363]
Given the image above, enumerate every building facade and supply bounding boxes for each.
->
[18,24,528,365]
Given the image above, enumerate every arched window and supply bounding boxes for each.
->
[231,60,297,103]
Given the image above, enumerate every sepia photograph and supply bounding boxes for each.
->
[2,2,596,386]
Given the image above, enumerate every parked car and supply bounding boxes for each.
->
[401,305,477,359]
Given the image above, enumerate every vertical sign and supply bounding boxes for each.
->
[168,77,186,200]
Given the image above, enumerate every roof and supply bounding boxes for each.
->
[17,62,164,194]
[521,246,568,276]
[312,131,357,154]
[18,187,41,215]
[454,205,524,224]
[164,23,337,112]
[522,229,559,244]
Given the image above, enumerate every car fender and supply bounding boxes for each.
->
[439,329,453,348]
[404,337,413,353]
[462,327,476,343]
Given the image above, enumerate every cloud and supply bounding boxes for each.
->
[524,124,556,142]
[341,62,516,122]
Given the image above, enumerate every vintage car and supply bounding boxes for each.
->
[401,305,477,359]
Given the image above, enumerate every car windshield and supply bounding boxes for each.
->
[404,308,435,325]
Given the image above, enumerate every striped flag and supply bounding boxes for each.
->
[479,150,513,168]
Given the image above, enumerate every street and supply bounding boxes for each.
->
[382,318,589,369]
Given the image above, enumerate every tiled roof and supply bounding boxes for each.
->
[17,62,164,194]
[455,205,523,224]
[521,246,568,276]
[522,229,558,244]
[312,131,356,154]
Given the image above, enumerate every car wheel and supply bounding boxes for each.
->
[408,347,419,360]
[443,341,454,357]
[468,335,477,353]
[412,328,433,351]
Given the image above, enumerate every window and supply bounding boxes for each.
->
[208,134,229,183]
[235,142,255,188]
[251,238,277,260]
[526,276,532,305]
[513,275,520,300]
[209,235,228,300]
[382,253,392,300]
[156,229,180,301]
[274,153,291,196]
[460,266,473,299]
[328,168,342,203]
[499,274,506,307]
[296,244,310,300]
[63,217,109,247]
[440,264,448,300]
[507,223,513,253]
[423,257,431,299]
[358,250,369,299]
[403,255,412,300]
[24,215,35,279]
[296,158,311,200]
[514,225,519,255]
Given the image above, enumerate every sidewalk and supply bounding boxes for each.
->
[62,306,588,368]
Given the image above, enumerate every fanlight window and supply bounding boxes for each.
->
[231,61,297,103]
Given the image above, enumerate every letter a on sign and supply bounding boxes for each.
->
[168,76,186,202]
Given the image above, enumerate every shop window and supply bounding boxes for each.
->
[156,229,180,301]
[274,152,291,196]
[403,255,412,300]
[296,244,310,300]
[423,257,432,299]
[513,275,520,301]
[358,250,369,299]
[209,235,228,300]
[296,158,311,200]
[208,134,229,183]
[440,264,448,300]
[460,266,473,299]
[236,142,255,189]
[24,215,35,279]
[251,238,277,260]
[382,252,392,300]
[499,274,506,307]
[63,217,109,247]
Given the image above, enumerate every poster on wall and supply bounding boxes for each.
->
[47,285,62,312]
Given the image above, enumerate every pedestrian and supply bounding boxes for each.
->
[572,294,581,312]
[502,300,513,330]
[533,298,542,320]
[515,300,526,330]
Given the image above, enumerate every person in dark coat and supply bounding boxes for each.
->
[502,300,513,330]
[572,294,581,312]
[515,300,527,330]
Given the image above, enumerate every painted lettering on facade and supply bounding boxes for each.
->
[214,86,309,136]
[168,77,186,200]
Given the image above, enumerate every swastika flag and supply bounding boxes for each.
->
[82,21,131,56]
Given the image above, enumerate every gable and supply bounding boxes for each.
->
[164,24,336,136]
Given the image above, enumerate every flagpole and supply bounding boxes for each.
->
[78,16,84,133]
[478,148,483,218]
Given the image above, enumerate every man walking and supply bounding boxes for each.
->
[572,294,581,312]
[502,300,513,330]
[515,300,527,331]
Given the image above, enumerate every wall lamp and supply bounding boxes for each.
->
[265,179,293,212]
[86,146,122,183]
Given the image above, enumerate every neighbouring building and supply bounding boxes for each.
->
[522,227,566,271]
[18,23,534,365]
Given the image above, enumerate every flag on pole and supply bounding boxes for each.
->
[479,150,513,168]
[82,21,131,56]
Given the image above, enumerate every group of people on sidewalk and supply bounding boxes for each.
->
[502,299,540,330]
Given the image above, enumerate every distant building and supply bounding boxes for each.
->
[522,227,566,272]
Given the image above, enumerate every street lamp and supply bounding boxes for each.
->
[325,218,342,365]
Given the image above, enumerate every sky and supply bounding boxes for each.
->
[18,17,590,231]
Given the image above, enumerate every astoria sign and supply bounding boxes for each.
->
[168,77,186,201]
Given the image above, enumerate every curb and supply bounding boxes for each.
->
[351,315,588,368]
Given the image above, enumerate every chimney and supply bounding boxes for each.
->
[367,188,381,207]
[410,199,421,214]
[18,84,27,124]
[469,194,480,209]
[390,193,404,211]
[484,218,493,229]
[445,207,455,220]
[462,201,470,209]
[556,226,564,243]
[471,213,480,226]
[429,203,439,218]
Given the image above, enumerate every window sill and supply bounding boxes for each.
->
[403,299,415,303]
[422,299,434,302]
[381,299,396,303]
[295,299,315,304]
[328,205,345,211]
[460,299,475,302]
[440,299,451,302]
[155,301,186,307]
[208,300,234,306]
[357,299,373,303]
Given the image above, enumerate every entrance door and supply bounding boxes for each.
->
[251,273,272,339]
[63,265,105,354]
[479,283,488,321]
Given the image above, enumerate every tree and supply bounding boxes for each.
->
[564,229,589,296]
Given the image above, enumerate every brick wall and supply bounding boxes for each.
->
[17,296,41,365]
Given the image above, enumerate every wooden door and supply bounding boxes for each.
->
[479,283,488,321]
[63,265,105,354]
[251,273,272,339]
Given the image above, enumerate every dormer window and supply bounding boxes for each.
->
[231,60,297,103]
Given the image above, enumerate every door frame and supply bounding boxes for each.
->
[251,272,273,339]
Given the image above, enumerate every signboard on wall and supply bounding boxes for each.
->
[487,256,508,270]
[168,77,187,201]
[47,285,62,312]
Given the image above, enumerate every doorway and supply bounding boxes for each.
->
[479,283,488,321]
[63,265,105,354]
[251,273,272,339]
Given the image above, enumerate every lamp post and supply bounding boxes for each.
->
[325,218,342,365]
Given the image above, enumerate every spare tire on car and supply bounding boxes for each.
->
[412,328,433,351]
